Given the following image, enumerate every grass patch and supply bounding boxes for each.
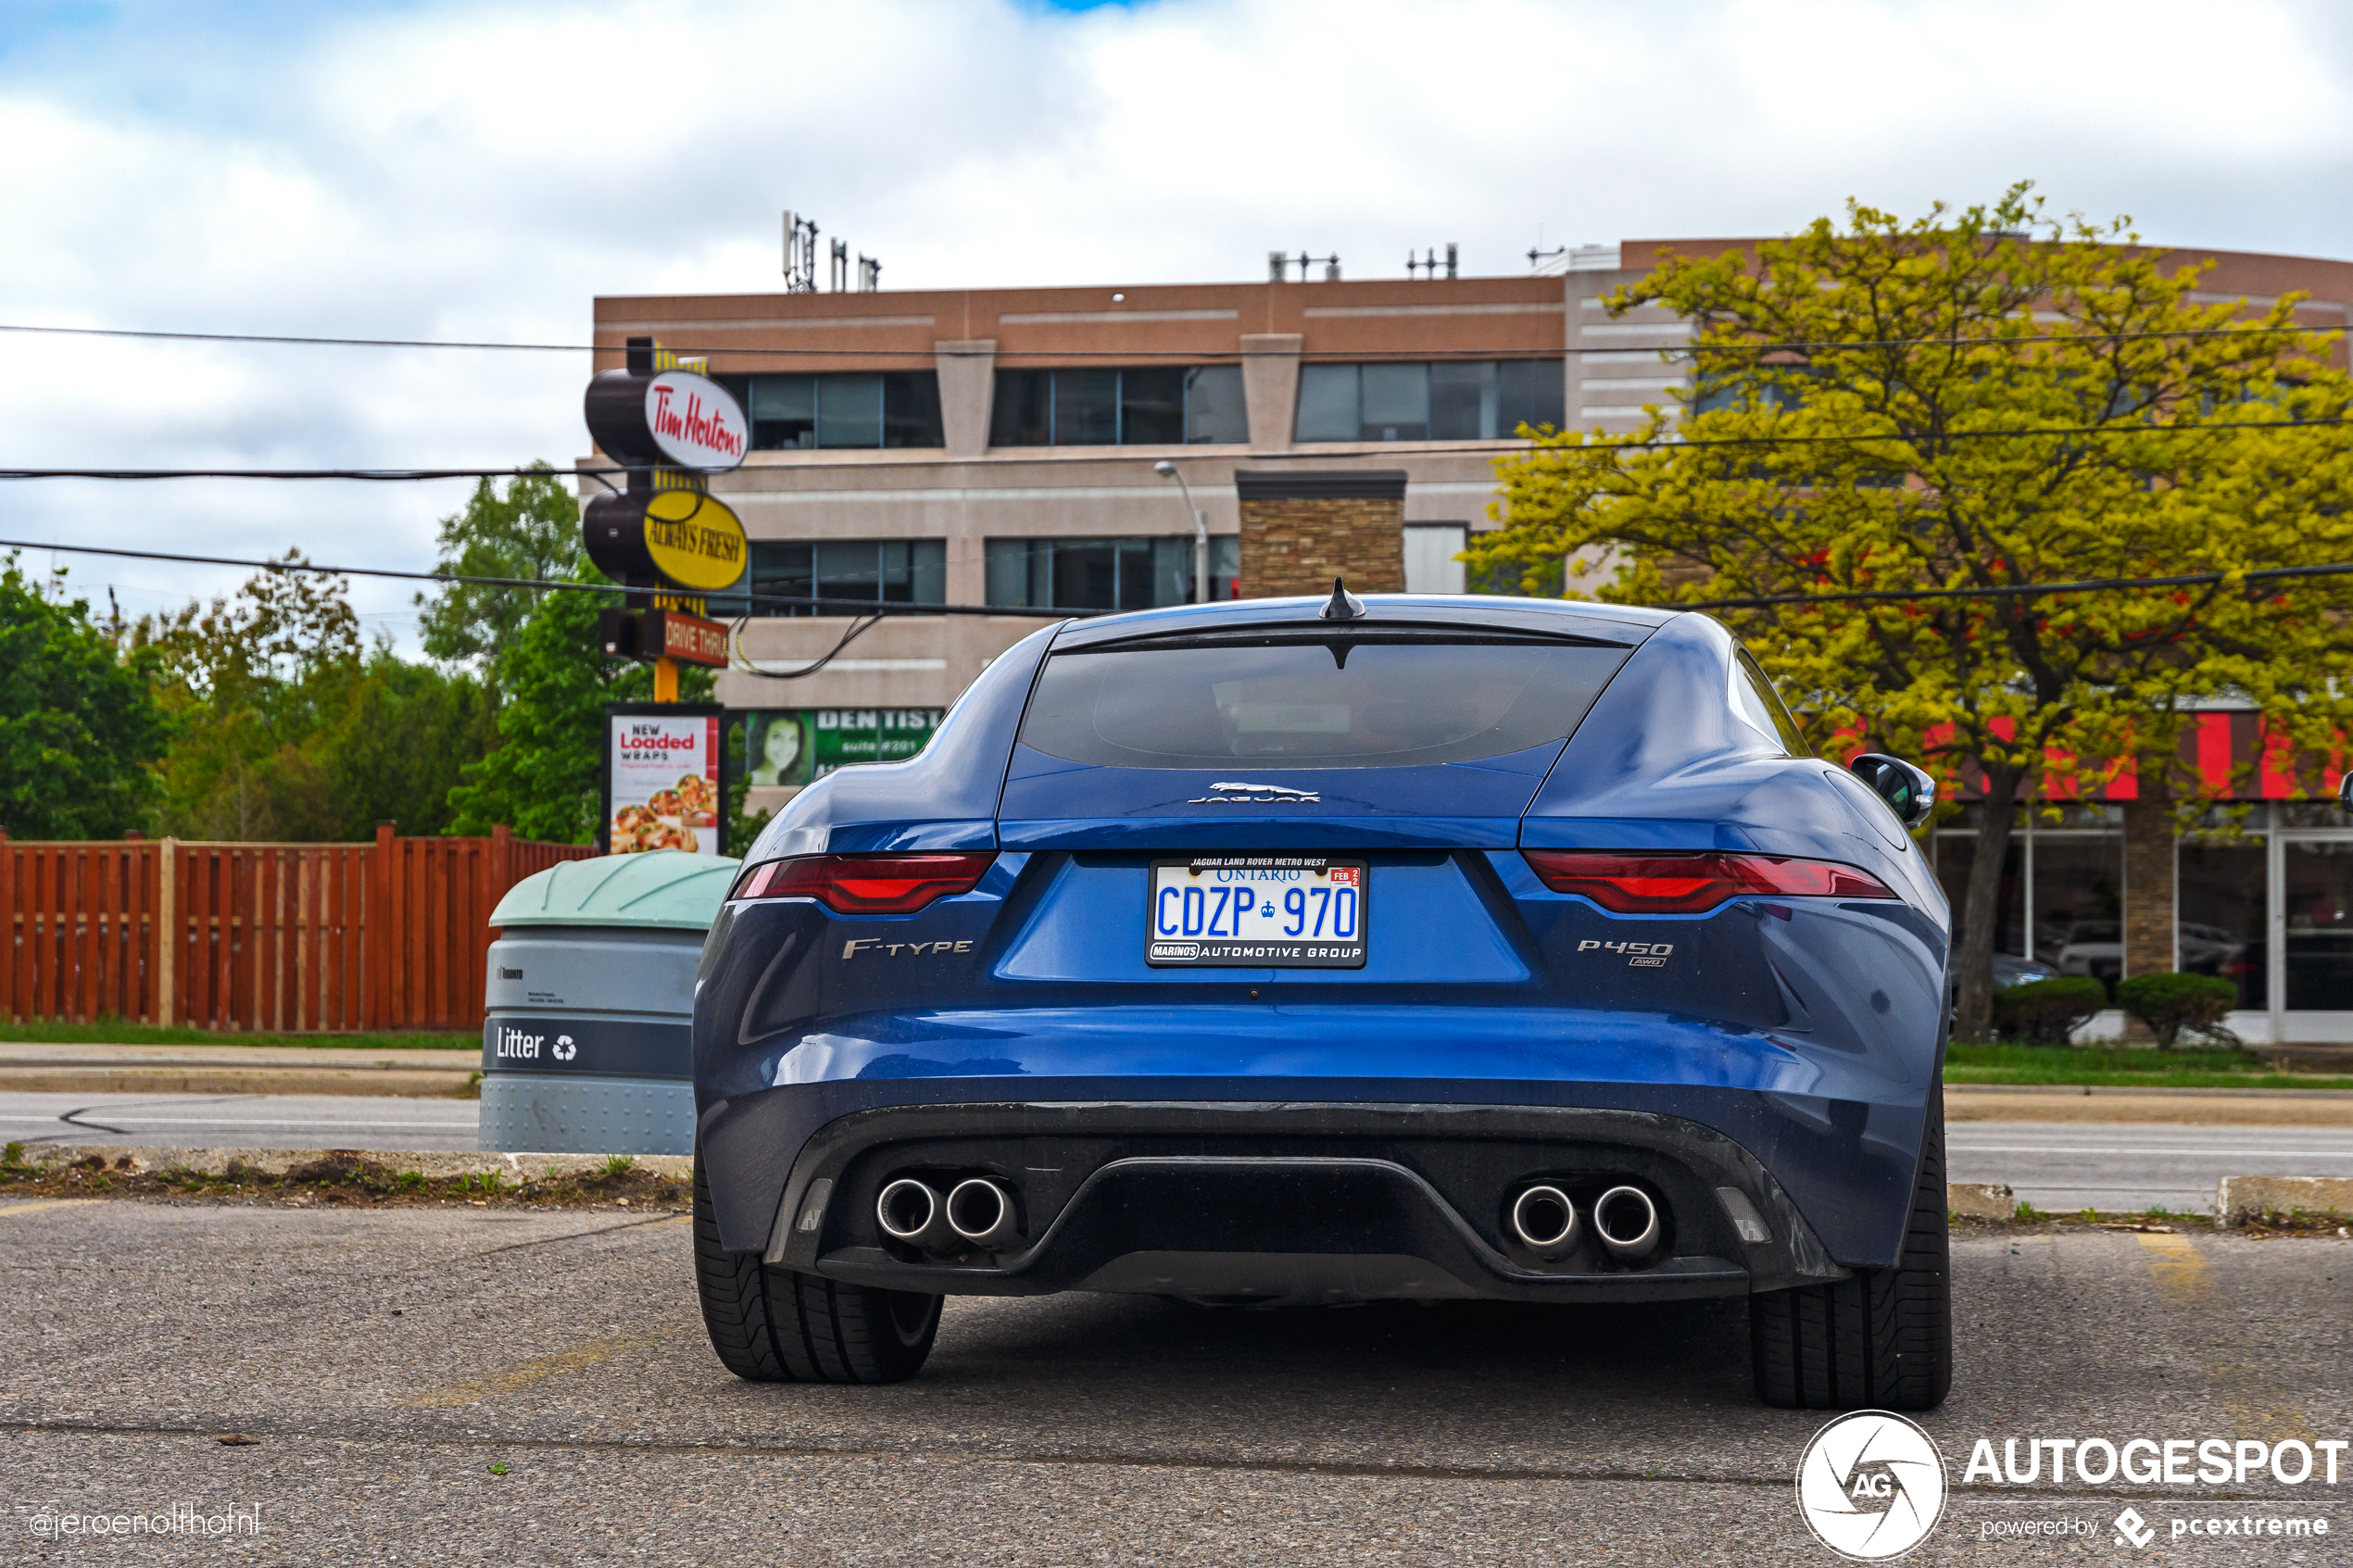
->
[1945,1041,2353,1090]
[3,1149,686,1210]
[0,1016,473,1051]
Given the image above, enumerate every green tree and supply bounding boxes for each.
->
[316,653,497,837]
[1466,186,2353,1037]
[0,558,170,837]
[416,466,582,678]
[445,559,711,842]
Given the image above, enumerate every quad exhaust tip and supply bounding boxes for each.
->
[877,1177,952,1249]
[1508,1185,1579,1259]
[1592,1185,1662,1260]
[946,1177,1021,1249]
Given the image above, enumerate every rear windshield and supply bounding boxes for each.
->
[1018,635,1632,769]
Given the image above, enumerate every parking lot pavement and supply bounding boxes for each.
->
[0,1092,481,1152]
[2,1200,2347,1564]
[1946,1122,2353,1215]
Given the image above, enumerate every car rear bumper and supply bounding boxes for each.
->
[707,1094,1880,1303]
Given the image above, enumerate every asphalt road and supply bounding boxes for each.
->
[13,1094,2353,1216]
[1946,1123,2353,1215]
[2,1198,2348,1564]
[0,1092,482,1153]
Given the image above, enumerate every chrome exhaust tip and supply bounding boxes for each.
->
[1508,1185,1579,1259]
[945,1177,1021,1249]
[877,1177,951,1249]
[1592,1185,1661,1259]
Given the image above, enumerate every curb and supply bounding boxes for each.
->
[17,1145,690,1181]
[0,1071,476,1097]
[2214,1176,2353,1228]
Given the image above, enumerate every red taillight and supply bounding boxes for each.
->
[1521,849,1897,914]
[732,852,997,914]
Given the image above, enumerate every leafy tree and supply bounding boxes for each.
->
[445,558,711,842]
[134,554,494,839]
[0,558,170,837]
[1467,186,2353,1037]
[416,465,582,677]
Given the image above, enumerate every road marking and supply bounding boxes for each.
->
[1953,1143,2353,1157]
[399,1332,676,1408]
[2134,1231,2317,1442]
[0,1200,97,1220]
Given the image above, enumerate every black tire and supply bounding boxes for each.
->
[1750,1102,1951,1411]
[694,1147,943,1385]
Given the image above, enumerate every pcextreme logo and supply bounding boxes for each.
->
[1796,1411,1948,1561]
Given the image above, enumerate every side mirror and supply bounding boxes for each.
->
[2341,771,2353,812]
[1849,753,1936,830]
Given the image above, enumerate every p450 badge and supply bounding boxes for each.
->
[1579,939,1673,968]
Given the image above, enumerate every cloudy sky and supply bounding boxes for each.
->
[5,0,2350,644]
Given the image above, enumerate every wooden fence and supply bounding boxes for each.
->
[0,825,598,1034]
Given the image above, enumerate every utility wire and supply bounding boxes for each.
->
[1682,559,2353,611]
[0,536,1068,619]
[5,409,2350,484]
[0,320,2337,362]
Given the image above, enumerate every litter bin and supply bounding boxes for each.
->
[481,849,738,1155]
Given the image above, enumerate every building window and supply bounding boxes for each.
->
[712,372,944,449]
[988,366,1247,446]
[749,539,946,616]
[2180,831,2267,1010]
[2284,841,2353,1010]
[985,535,1240,610]
[1294,360,1564,443]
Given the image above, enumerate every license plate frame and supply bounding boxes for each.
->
[1145,856,1368,969]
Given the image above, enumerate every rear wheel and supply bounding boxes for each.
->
[1750,1103,1950,1410]
[694,1148,942,1384]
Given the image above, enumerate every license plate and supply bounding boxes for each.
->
[1146,857,1367,968]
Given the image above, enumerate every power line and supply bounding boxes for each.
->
[0,319,2336,363]
[4,408,2348,486]
[0,536,1069,619]
[1681,559,2353,611]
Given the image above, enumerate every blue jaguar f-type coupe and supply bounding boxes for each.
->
[691,584,1951,1409]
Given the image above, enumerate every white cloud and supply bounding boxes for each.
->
[2,0,2349,634]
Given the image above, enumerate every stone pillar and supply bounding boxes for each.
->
[934,340,996,458]
[2121,798,2176,977]
[1233,470,1406,598]
[1239,333,1302,451]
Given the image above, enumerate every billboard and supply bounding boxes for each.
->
[601,704,728,857]
[744,708,945,788]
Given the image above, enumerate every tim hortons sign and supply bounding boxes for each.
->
[584,366,748,472]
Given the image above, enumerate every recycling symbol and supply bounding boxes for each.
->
[553,1035,577,1061]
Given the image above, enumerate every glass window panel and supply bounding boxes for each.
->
[1051,370,1119,445]
[814,540,881,601]
[910,538,946,605]
[1933,832,2025,970]
[2284,842,2353,1010]
[876,541,916,604]
[881,372,945,448]
[985,538,1033,607]
[1184,365,1247,444]
[816,373,882,448]
[1057,538,1119,607]
[1209,534,1239,600]
[1294,364,1359,443]
[2179,842,2267,1010]
[989,370,1050,446]
[2032,834,2124,997]
[1498,358,1566,435]
[749,541,813,617]
[1403,524,1467,594]
[1119,367,1185,445]
[1113,536,1156,609]
[1151,535,1194,607]
[1360,362,1429,441]
[1428,361,1498,441]
[752,375,816,449]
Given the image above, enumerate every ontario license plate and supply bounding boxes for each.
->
[1146,856,1367,968]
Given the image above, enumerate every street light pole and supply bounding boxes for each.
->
[1153,460,1210,604]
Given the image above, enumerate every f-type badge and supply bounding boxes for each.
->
[1188,781,1321,805]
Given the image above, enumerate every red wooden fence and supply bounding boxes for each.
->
[0,825,598,1034]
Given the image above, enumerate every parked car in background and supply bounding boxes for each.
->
[691,591,1953,1410]
[2053,920,2120,988]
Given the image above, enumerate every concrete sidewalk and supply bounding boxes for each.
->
[0,1040,479,1097]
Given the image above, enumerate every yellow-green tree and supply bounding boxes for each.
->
[1468,186,2353,1037]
